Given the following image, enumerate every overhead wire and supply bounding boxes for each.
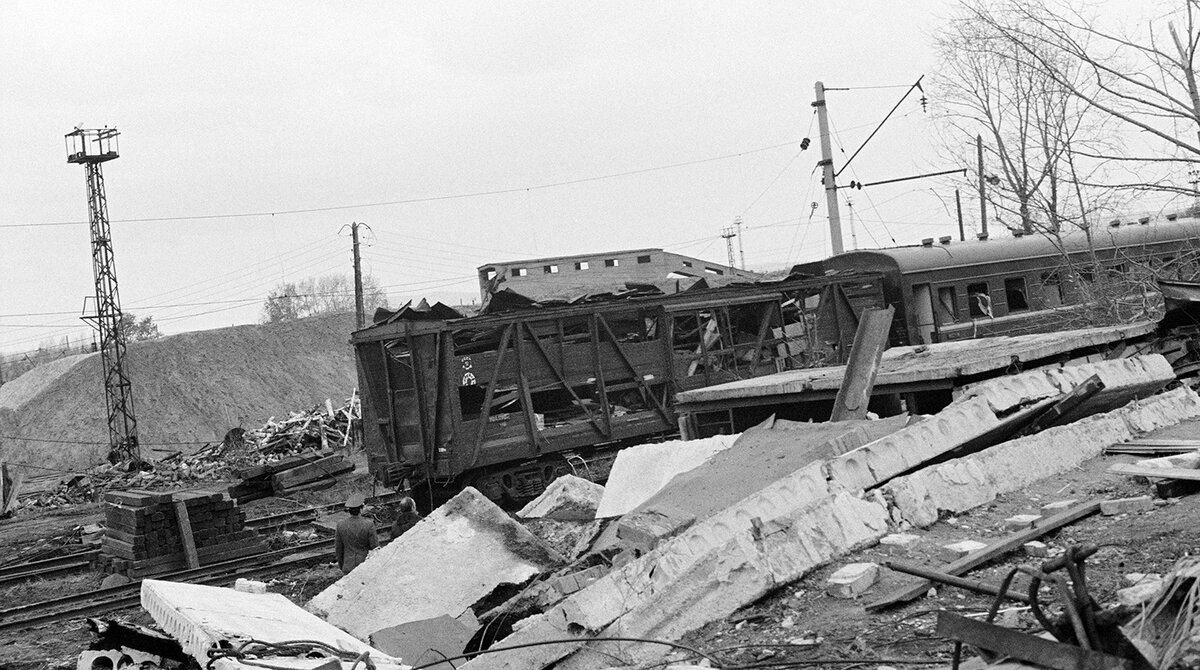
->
[0,139,804,229]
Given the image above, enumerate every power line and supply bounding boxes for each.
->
[0,140,804,229]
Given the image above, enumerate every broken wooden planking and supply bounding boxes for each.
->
[865,500,1102,612]
[1108,463,1200,481]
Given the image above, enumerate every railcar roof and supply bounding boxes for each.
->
[831,218,1200,274]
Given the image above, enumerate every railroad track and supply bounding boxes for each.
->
[0,492,398,587]
[0,538,336,632]
[0,518,395,632]
[0,550,100,587]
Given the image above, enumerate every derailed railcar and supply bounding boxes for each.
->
[352,274,885,503]
[794,218,1200,346]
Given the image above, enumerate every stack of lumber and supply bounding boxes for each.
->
[98,489,267,578]
[226,448,355,503]
[246,395,360,455]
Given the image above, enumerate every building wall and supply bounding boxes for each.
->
[477,248,758,300]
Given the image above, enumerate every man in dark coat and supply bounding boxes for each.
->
[390,495,421,539]
[334,493,378,573]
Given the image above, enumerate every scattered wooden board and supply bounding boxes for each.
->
[1108,463,1200,481]
[865,500,1102,612]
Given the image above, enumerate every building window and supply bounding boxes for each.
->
[1004,277,1029,312]
[935,287,958,325]
[682,261,692,268]
[637,255,652,264]
[544,264,559,274]
[514,267,528,277]
[704,267,725,275]
[484,269,497,281]
[605,258,619,267]
[575,261,589,270]
[967,282,992,318]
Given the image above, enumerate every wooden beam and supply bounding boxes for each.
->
[467,324,513,469]
[830,305,894,421]
[1108,463,1200,481]
[511,323,543,455]
[589,315,612,438]
[936,612,1130,670]
[173,500,201,570]
[866,500,1102,612]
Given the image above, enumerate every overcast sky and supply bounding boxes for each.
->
[1,1,975,355]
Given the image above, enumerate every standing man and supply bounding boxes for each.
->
[334,493,378,574]
[391,495,421,539]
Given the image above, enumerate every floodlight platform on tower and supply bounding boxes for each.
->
[65,127,119,164]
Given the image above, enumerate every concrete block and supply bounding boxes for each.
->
[826,562,880,598]
[1101,496,1154,516]
[307,487,563,640]
[140,579,404,669]
[1041,499,1078,514]
[1024,541,1050,558]
[879,533,921,549]
[518,475,604,521]
[1118,579,1163,607]
[943,540,988,559]
[1004,514,1042,530]
[594,434,737,518]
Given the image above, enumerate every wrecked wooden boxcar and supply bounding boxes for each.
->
[351,274,885,503]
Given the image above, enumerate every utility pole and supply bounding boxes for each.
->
[733,216,746,270]
[351,222,365,330]
[813,81,845,255]
[977,134,989,239]
[66,127,139,464]
[955,189,965,242]
[721,227,737,269]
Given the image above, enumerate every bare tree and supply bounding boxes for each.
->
[962,0,1200,198]
[261,274,389,323]
[933,0,1116,235]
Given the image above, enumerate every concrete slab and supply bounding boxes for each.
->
[369,615,476,670]
[1004,514,1042,530]
[953,354,1175,415]
[1101,496,1154,516]
[885,387,1200,527]
[943,540,988,560]
[140,579,404,669]
[517,475,604,521]
[594,434,737,519]
[615,416,906,549]
[307,487,564,640]
[674,323,1155,407]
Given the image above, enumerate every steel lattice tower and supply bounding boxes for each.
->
[66,128,140,463]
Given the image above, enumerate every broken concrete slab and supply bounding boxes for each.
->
[879,533,921,550]
[1023,541,1050,558]
[141,579,405,669]
[943,540,988,560]
[826,563,880,598]
[884,386,1200,527]
[1118,579,1163,607]
[615,416,908,550]
[953,354,1175,415]
[517,475,604,521]
[594,434,738,519]
[1041,499,1078,514]
[1004,514,1042,530]
[307,487,564,640]
[461,478,890,670]
[369,615,476,670]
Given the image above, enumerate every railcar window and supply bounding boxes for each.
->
[935,287,958,324]
[1038,272,1064,308]
[1004,278,1029,312]
[967,282,993,318]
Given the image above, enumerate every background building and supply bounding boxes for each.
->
[477,248,760,301]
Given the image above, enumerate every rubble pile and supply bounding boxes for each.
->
[10,394,361,510]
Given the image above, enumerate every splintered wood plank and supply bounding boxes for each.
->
[1108,463,1200,481]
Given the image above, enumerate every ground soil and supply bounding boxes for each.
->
[2,417,1199,669]
[0,313,358,472]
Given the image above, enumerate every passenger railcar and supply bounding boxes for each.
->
[793,218,1200,346]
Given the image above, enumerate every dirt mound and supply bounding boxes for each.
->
[0,314,358,472]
